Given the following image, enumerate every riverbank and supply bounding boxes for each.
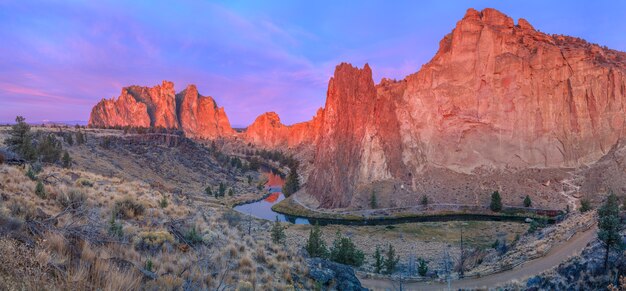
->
[272,195,562,225]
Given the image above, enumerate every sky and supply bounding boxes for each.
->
[0,1,625,127]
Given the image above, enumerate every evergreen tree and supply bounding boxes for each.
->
[421,195,429,207]
[35,181,46,198]
[66,134,74,146]
[579,199,592,213]
[490,191,502,212]
[62,151,72,168]
[205,185,212,197]
[228,188,234,196]
[282,165,300,197]
[383,244,399,274]
[598,192,623,270]
[523,195,532,207]
[37,134,63,163]
[271,216,286,245]
[6,116,35,160]
[306,223,328,258]
[76,131,85,145]
[329,231,365,267]
[372,245,383,274]
[219,182,226,197]
[370,191,378,209]
[417,258,429,276]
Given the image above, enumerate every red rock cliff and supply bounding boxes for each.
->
[89,81,235,139]
[244,109,323,149]
[306,8,626,208]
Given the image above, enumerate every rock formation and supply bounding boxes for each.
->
[89,81,235,139]
[306,8,626,208]
[244,109,323,148]
[176,84,235,139]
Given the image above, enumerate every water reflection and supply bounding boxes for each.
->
[233,171,310,224]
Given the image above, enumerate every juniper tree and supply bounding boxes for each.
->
[329,231,365,267]
[598,192,623,270]
[370,191,378,209]
[6,116,35,160]
[417,258,428,276]
[523,195,532,208]
[35,181,45,198]
[490,191,502,212]
[373,245,383,274]
[383,244,399,274]
[271,216,286,245]
[306,223,328,258]
[282,165,300,197]
[62,151,72,168]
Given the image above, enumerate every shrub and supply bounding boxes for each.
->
[134,230,175,251]
[528,220,539,233]
[222,210,242,227]
[145,258,153,272]
[76,179,93,187]
[37,134,63,163]
[579,199,592,213]
[228,188,234,196]
[523,195,532,208]
[205,185,212,197]
[184,225,203,245]
[159,195,168,208]
[26,167,37,181]
[114,198,145,219]
[108,213,123,238]
[62,151,72,168]
[490,191,502,212]
[57,189,86,209]
[421,195,429,207]
[219,182,226,197]
[329,231,365,267]
[35,181,46,198]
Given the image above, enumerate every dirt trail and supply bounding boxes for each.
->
[359,225,597,290]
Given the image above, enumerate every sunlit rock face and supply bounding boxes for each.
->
[176,84,235,139]
[89,81,235,139]
[243,109,324,148]
[306,8,626,208]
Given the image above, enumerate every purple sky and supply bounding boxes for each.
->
[1,1,625,127]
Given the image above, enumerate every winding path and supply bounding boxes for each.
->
[359,225,597,290]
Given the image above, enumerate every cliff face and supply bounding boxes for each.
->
[176,85,235,139]
[306,8,626,208]
[89,81,234,139]
[244,109,323,149]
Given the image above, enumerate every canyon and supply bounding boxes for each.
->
[89,8,626,209]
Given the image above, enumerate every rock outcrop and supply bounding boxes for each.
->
[176,85,235,139]
[89,81,235,139]
[306,8,626,208]
[244,109,323,149]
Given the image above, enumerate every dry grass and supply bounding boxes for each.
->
[0,162,313,290]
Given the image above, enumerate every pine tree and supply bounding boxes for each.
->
[598,192,623,270]
[205,185,212,197]
[373,245,384,274]
[228,188,234,196]
[383,244,399,274]
[329,231,365,267]
[6,116,35,160]
[62,151,72,168]
[219,182,226,197]
[417,258,428,276]
[306,223,328,258]
[282,164,300,197]
[271,216,286,245]
[490,191,502,212]
[370,191,378,209]
[523,195,532,207]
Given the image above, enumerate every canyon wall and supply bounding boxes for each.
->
[306,8,626,208]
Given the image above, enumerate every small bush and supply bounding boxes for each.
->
[523,195,532,208]
[159,195,168,208]
[184,225,203,245]
[579,199,592,213]
[62,151,72,168]
[222,210,242,227]
[26,167,37,181]
[134,230,175,251]
[114,198,145,219]
[57,189,86,209]
[108,213,123,238]
[417,258,428,276]
[35,181,46,198]
[421,195,429,207]
[145,258,153,272]
[228,188,234,196]
[76,179,93,187]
